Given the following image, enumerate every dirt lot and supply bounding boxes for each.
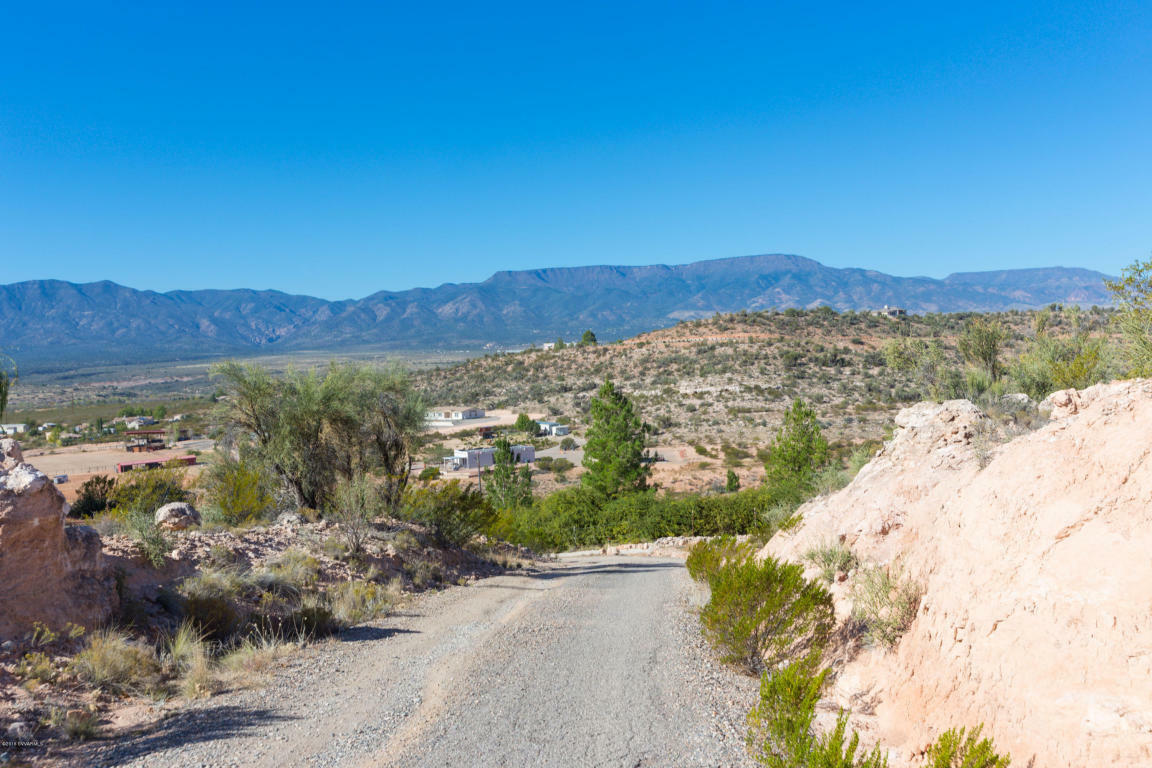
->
[22,440,214,500]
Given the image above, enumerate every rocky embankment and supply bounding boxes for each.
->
[762,380,1152,767]
[0,439,117,639]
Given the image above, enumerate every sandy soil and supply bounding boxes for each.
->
[22,441,214,500]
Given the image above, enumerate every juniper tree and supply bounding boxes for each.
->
[763,399,829,495]
[487,437,533,510]
[582,379,649,498]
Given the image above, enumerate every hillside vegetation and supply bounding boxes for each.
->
[416,305,1117,449]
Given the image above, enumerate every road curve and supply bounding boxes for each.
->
[78,556,757,768]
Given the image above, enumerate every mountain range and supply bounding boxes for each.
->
[0,254,1113,371]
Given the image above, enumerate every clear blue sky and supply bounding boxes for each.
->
[2,1,1149,300]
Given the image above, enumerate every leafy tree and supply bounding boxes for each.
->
[554,337,567,350]
[725,469,741,493]
[214,362,423,512]
[1106,256,1152,376]
[958,318,1007,380]
[582,379,649,498]
[763,399,829,495]
[487,437,533,510]
[579,329,598,346]
[883,338,953,399]
[513,413,538,435]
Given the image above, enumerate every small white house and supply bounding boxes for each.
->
[446,444,535,471]
[425,407,485,422]
[535,420,571,437]
[125,416,157,430]
[0,424,27,436]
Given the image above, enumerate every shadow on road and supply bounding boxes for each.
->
[520,560,684,581]
[338,625,420,642]
[76,704,296,767]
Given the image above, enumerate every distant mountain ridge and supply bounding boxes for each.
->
[0,254,1113,371]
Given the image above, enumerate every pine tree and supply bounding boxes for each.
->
[763,399,829,493]
[487,437,532,509]
[579,329,598,346]
[582,379,649,498]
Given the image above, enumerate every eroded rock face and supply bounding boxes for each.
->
[761,382,1152,767]
[0,439,118,637]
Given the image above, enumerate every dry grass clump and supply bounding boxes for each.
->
[330,578,401,626]
[850,566,923,649]
[218,632,295,688]
[164,622,216,699]
[261,548,321,589]
[69,628,163,694]
[804,539,859,584]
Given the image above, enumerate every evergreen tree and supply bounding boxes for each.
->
[579,329,598,346]
[763,399,829,494]
[582,379,649,498]
[554,337,567,350]
[726,469,740,493]
[488,437,532,509]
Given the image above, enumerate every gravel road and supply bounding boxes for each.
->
[76,555,758,768]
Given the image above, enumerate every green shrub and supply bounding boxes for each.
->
[69,475,115,518]
[15,651,58,684]
[328,474,383,555]
[200,456,275,526]
[404,479,495,547]
[701,556,835,675]
[747,660,886,768]
[925,725,1011,768]
[261,548,321,590]
[685,536,755,583]
[417,465,441,482]
[851,567,922,649]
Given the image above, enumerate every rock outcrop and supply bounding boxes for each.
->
[154,501,200,531]
[0,439,118,638]
[761,381,1152,767]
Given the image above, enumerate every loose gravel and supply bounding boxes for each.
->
[70,555,758,768]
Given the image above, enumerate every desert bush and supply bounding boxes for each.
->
[925,725,1011,767]
[330,578,399,625]
[404,479,495,547]
[69,475,115,518]
[43,706,101,741]
[851,567,923,649]
[701,555,835,675]
[685,536,756,583]
[747,659,886,768]
[112,466,191,567]
[289,592,338,638]
[559,436,576,451]
[805,540,858,584]
[15,651,59,684]
[417,465,441,482]
[328,474,383,555]
[70,628,163,694]
[200,455,276,526]
[261,548,321,590]
[179,567,255,641]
